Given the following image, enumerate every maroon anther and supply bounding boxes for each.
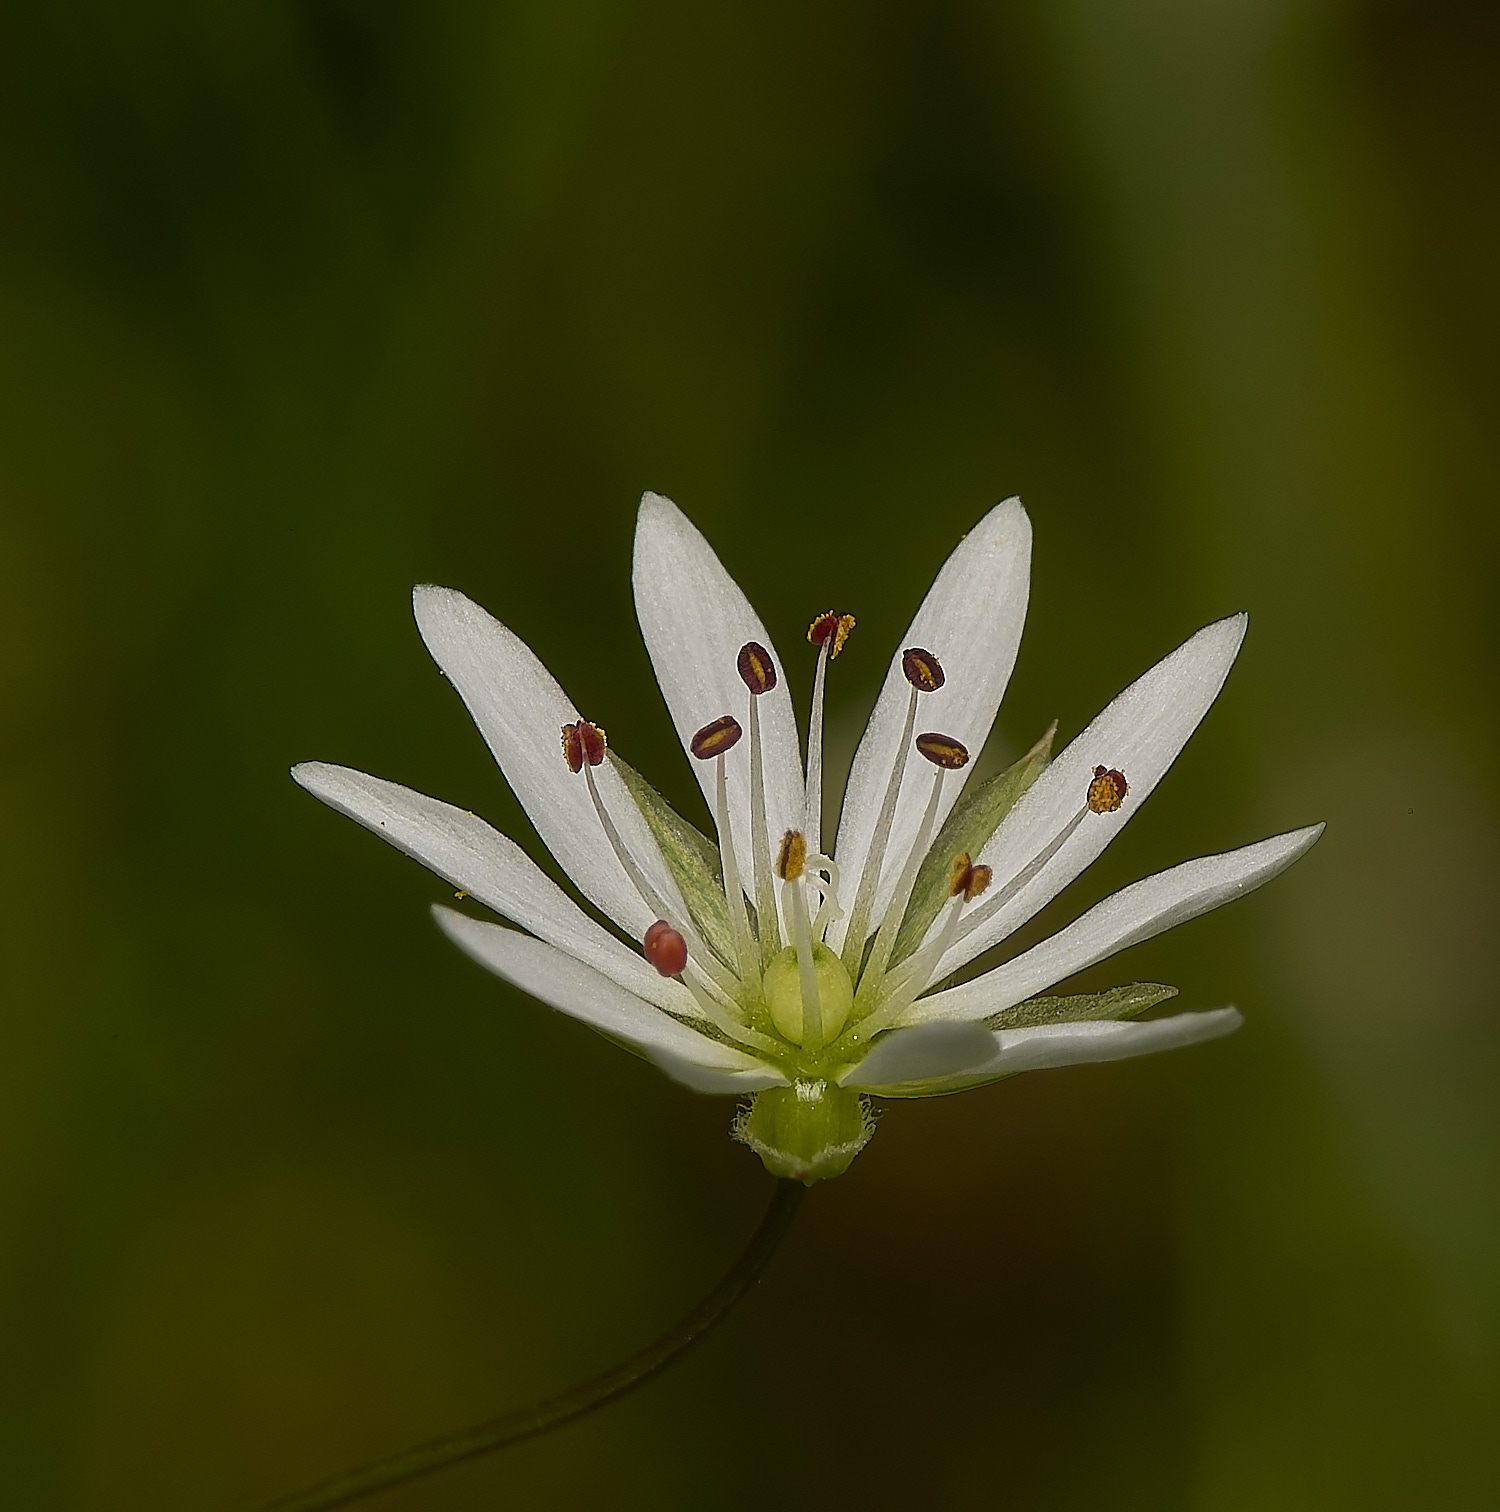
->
[736,641,777,695]
[807,611,856,660]
[561,719,607,773]
[902,647,945,692]
[915,732,970,769]
[690,714,743,760]
[643,919,688,977]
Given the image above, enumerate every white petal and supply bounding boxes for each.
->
[631,493,805,915]
[412,585,685,938]
[986,1008,1242,1074]
[926,614,1247,979]
[829,498,1031,952]
[647,1050,789,1094]
[292,761,702,1019]
[868,1009,1243,1095]
[433,907,773,1080]
[910,825,1323,1023]
[838,1021,999,1088]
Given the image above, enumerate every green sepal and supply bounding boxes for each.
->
[607,752,737,970]
[888,720,1056,967]
[985,981,1177,1031]
[733,1081,873,1183]
[870,983,1178,1099]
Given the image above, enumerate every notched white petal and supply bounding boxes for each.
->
[924,614,1248,978]
[830,497,1032,951]
[411,585,685,937]
[631,492,805,909]
[911,824,1323,1024]
[291,761,699,1017]
[839,1021,999,1089]
[433,907,767,1074]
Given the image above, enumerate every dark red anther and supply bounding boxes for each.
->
[690,715,743,760]
[736,641,777,695]
[915,732,970,769]
[807,611,856,660]
[1086,765,1128,814]
[643,919,688,977]
[560,719,607,773]
[902,647,945,692]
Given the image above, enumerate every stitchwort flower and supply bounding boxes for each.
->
[294,493,1321,1182]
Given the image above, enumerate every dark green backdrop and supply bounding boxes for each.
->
[3,1,1497,1507]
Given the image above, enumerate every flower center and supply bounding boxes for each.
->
[763,944,855,1045]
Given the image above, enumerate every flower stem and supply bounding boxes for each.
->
[262,1180,807,1512]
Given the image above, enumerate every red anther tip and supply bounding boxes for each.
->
[561,719,607,773]
[736,642,777,695]
[1086,765,1128,813]
[807,611,856,660]
[915,732,970,769]
[643,919,687,977]
[902,646,945,692]
[690,714,743,760]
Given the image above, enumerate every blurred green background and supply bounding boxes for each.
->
[3,0,1497,1507]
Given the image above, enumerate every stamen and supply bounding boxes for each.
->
[691,722,761,995]
[914,731,970,769]
[777,828,823,1055]
[848,850,994,1041]
[852,733,969,1013]
[803,611,854,853]
[642,920,688,977]
[839,646,943,975]
[902,646,945,692]
[690,715,742,759]
[561,719,607,773]
[736,641,778,695]
[775,829,806,881]
[739,642,783,968]
[1087,765,1128,813]
[807,611,855,660]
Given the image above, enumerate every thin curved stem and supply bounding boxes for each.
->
[263,1180,806,1512]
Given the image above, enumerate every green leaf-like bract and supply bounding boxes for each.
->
[888,720,1056,966]
[608,752,737,970]
[984,981,1177,1031]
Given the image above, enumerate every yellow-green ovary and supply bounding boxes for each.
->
[763,943,854,1045]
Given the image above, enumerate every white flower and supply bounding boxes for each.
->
[294,493,1321,1181]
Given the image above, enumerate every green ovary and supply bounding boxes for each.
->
[763,943,854,1046]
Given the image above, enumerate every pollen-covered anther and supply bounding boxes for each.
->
[736,641,778,695]
[915,731,970,769]
[642,919,688,977]
[1086,764,1129,814]
[689,714,743,760]
[945,851,993,902]
[775,828,807,881]
[902,646,945,692]
[560,719,607,773]
[807,611,856,660]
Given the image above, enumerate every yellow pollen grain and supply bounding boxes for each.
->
[963,864,992,902]
[947,851,973,898]
[775,828,807,881]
